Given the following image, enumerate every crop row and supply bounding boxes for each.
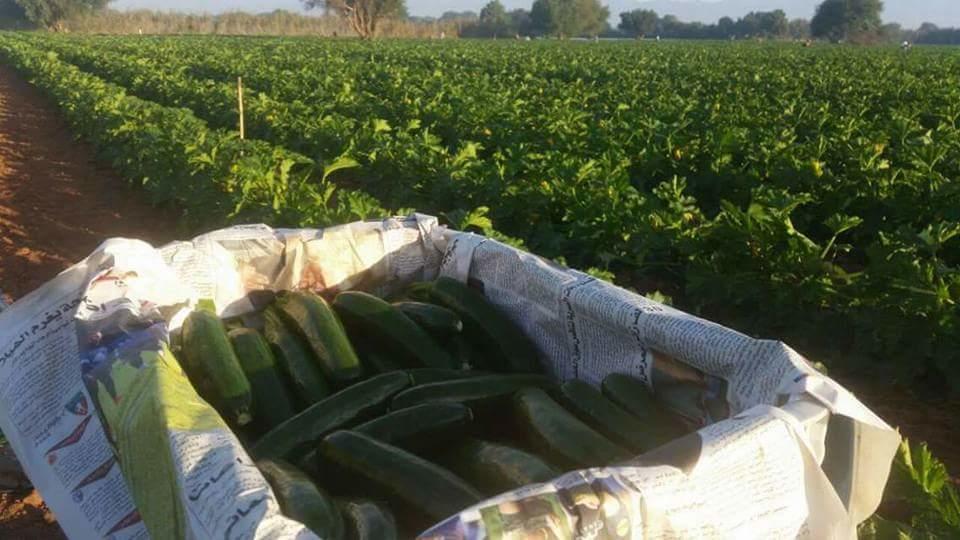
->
[10,33,960,389]
[0,35,392,230]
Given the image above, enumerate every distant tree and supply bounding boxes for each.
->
[787,19,810,39]
[303,0,406,38]
[479,0,509,37]
[716,15,735,37]
[879,22,902,40]
[913,22,960,45]
[619,9,657,37]
[787,18,810,39]
[735,11,760,36]
[758,9,788,37]
[508,8,531,35]
[574,0,609,36]
[615,7,808,41]
[0,0,25,24]
[7,0,109,28]
[810,0,883,42]
[531,0,608,38]
[529,0,557,36]
[810,0,844,39]
[440,10,477,21]
[847,0,883,33]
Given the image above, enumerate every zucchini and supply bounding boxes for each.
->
[417,277,540,373]
[252,371,411,461]
[353,403,472,452]
[275,291,362,386]
[403,281,434,303]
[434,438,559,497]
[361,350,402,375]
[263,306,331,406]
[257,459,343,539]
[405,368,487,386]
[513,387,630,469]
[391,374,550,411]
[180,309,253,426]
[229,328,298,433]
[392,301,463,338]
[336,498,398,540]
[448,334,481,370]
[558,379,658,453]
[601,373,689,446]
[333,291,454,369]
[314,430,482,530]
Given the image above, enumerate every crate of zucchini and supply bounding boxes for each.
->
[0,215,900,539]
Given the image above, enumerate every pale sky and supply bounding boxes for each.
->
[109,0,960,29]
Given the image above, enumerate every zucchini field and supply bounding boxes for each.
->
[1,32,958,392]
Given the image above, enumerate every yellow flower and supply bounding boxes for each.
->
[810,160,824,177]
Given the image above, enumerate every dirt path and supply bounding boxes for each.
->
[0,63,179,537]
[0,62,180,304]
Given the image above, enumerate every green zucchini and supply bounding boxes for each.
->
[392,301,463,338]
[229,328,298,433]
[390,374,550,411]
[263,306,331,406]
[434,438,559,496]
[448,334,481,370]
[513,387,630,469]
[251,371,411,461]
[361,350,402,375]
[314,430,482,530]
[601,373,689,446]
[403,282,434,303]
[336,498,398,540]
[275,291,362,386]
[353,403,472,452]
[558,379,658,453]
[416,277,540,373]
[169,327,184,357]
[405,368,487,386]
[257,459,343,539]
[333,291,454,369]
[180,309,253,426]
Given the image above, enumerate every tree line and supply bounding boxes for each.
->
[2,0,959,45]
[617,9,808,40]
[0,0,108,29]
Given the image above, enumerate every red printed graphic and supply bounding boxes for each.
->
[73,457,116,492]
[106,509,142,535]
[45,415,92,456]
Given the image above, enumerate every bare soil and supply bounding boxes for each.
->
[837,376,960,476]
[0,62,178,537]
[0,62,179,304]
[0,489,62,539]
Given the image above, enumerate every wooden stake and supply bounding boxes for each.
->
[237,76,245,140]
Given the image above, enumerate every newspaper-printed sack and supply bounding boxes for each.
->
[0,215,900,539]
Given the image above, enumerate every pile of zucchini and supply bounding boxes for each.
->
[173,277,693,538]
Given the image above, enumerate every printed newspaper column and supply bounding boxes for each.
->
[0,291,148,539]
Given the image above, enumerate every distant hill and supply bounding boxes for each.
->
[612,0,960,29]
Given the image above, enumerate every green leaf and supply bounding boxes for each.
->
[372,118,392,133]
[825,214,865,236]
[322,156,361,182]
